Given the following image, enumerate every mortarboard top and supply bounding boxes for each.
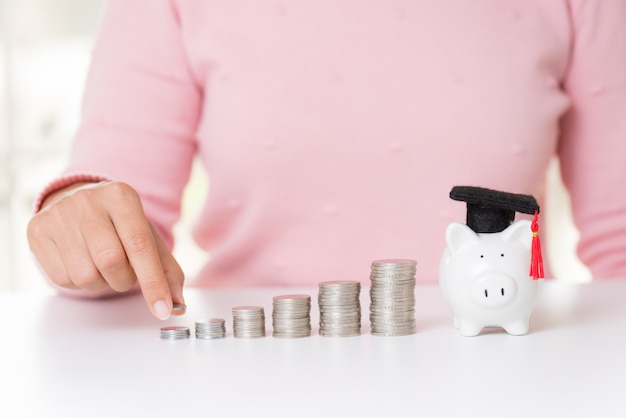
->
[449,186,540,234]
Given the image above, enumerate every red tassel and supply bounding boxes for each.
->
[530,210,544,280]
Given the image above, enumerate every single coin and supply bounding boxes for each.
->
[172,303,187,311]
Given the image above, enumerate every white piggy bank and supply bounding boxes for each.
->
[439,219,543,336]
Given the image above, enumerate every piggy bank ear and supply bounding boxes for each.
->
[501,219,532,250]
[445,222,479,255]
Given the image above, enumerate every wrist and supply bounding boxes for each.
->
[33,173,111,213]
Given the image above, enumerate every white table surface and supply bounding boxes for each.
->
[1,280,625,418]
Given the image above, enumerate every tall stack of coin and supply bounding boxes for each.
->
[232,306,266,338]
[272,294,312,338]
[369,259,417,336]
[318,280,362,337]
[195,318,226,339]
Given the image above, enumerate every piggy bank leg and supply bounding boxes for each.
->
[458,320,483,337]
[503,320,530,336]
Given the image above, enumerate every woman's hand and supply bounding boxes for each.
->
[27,181,185,320]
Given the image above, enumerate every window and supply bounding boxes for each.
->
[1,0,105,291]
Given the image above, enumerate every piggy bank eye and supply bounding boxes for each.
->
[500,253,504,257]
[480,255,484,258]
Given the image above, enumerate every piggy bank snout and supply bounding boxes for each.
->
[470,274,517,308]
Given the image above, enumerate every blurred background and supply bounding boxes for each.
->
[0,0,590,293]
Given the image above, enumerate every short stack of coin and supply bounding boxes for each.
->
[160,326,191,340]
[272,294,312,338]
[195,318,226,339]
[232,306,266,338]
[318,280,362,337]
[369,259,417,336]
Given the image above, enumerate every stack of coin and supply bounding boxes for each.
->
[369,259,417,336]
[318,280,362,337]
[160,326,191,340]
[195,318,226,339]
[272,294,312,338]
[232,306,266,338]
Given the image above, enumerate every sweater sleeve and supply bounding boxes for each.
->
[559,0,626,278]
[64,0,202,250]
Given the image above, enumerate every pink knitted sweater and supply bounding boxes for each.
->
[41,0,626,287]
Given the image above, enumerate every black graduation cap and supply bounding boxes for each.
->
[449,186,540,233]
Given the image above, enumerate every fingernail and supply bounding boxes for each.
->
[153,300,171,320]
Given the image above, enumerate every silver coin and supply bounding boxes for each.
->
[273,294,311,301]
[273,334,310,339]
[319,330,361,338]
[371,259,417,266]
[232,305,265,312]
[319,280,361,286]
[195,318,225,326]
[371,329,416,337]
[196,334,225,339]
[172,303,187,311]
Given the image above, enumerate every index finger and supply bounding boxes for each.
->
[105,185,172,320]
